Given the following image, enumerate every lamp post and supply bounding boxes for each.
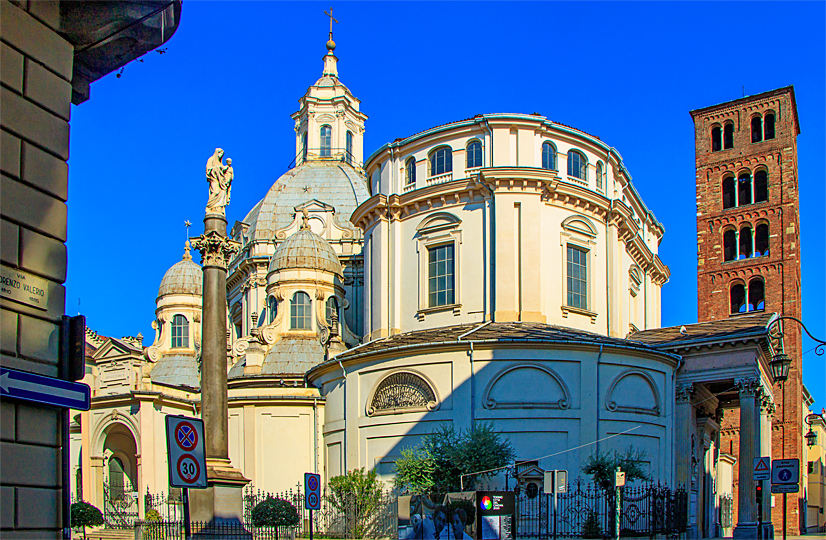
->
[765,315,825,540]
[805,413,823,448]
[766,316,825,385]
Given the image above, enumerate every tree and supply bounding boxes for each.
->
[250,497,299,540]
[581,446,652,491]
[328,468,385,538]
[71,501,104,540]
[394,422,515,493]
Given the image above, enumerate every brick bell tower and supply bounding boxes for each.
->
[690,86,803,535]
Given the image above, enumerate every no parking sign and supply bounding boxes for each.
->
[166,415,207,489]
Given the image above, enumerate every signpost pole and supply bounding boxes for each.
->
[782,494,787,540]
[310,508,314,540]
[614,467,621,540]
[183,487,192,540]
[552,485,557,540]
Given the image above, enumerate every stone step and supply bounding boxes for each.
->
[82,528,134,540]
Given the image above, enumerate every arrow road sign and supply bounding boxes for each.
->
[0,367,90,410]
[754,457,771,481]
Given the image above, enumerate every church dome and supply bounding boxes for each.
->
[241,162,370,242]
[157,243,202,298]
[268,227,343,277]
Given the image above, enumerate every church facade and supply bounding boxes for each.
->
[70,34,801,538]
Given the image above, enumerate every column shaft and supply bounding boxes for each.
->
[734,378,759,537]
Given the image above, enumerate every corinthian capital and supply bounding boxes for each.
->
[191,231,241,269]
[676,382,695,403]
[735,377,761,398]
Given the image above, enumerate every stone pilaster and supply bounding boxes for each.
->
[675,382,695,490]
[733,377,760,539]
[757,396,775,539]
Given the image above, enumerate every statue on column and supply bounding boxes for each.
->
[206,148,233,215]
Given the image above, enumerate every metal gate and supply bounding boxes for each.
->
[103,478,138,528]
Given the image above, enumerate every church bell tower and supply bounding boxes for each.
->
[690,86,804,535]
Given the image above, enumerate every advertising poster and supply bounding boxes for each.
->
[398,492,477,540]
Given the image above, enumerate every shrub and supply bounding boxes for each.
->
[145,509,162,522]
[71,502,104,540]
[581,511,602,539]
[251,497,299,540]
[328,468,384,538]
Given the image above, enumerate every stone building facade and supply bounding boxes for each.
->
[690,87,805,535]
[0,2,181,538]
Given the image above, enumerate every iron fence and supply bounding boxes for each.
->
[103,478,139,528]
[514,477,687,539]
[243,485,398,539]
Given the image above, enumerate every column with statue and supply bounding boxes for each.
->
[189,148,249,526]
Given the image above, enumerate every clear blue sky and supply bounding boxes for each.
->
[66,2,825,410]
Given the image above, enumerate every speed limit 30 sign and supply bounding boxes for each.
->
[166,415,207,489]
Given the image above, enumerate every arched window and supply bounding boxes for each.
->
[722,176,736,209]
[764,113,776,140]
[723,229,737,261]
[268,296,277,324]
[596,161,604,191]
[429,146,453,176]
[171,315,189,348]
[730,283,746,314]
[755,223,769,257]
[326,296,339,325]
[567,150,586,180]
[302,132,308,163]
[466,140,482,169]
[320,125,332,157]
[754,170,768,202]
[738,172,752,206]
[291,292,311,330]
[542,142,556,170]
[368,371,437,415]
[345,131,353,164]
[739,225,753,259]
[724,123,734,149]
[405,158,416,185]
[749,278,765,311]
[711,126,722,152]
[751,116,763,143]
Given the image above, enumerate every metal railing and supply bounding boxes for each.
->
[288,147,357,170]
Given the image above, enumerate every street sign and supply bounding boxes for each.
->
[166,415,207,489]
[615,471,626,487]
[770,484,799,494]
[771,459,799,485]
[753,457,771,481]
[543,470,568,494]
[0,367,90,410]
[305,472,321,510]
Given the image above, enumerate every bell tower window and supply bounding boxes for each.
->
[320,125,332,157]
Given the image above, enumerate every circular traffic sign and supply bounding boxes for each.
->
[778,469,792,482]
[175,421,198,451]
[308,475,319,492]
[177,454,201,484]
[308,492,319,508]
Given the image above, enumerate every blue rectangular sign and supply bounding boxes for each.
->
[0,367,90,410]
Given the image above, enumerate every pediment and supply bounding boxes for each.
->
[295,199,336,213]
[93,339,141,362]
[416,212,461,233]
[515,465,545,479]
[561,214,597,238]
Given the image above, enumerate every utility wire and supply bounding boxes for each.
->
[459,384,738,488]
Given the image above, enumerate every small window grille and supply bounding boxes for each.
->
[368,372,436,415]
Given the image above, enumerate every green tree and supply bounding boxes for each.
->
[250,497,299,540]
[581,446,652,491]
[328,468,385,538]
[71,501,104,540]
[395,422,515,493]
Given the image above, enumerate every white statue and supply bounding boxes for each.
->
[206,148,233,215]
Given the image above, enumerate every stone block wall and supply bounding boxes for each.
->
[691,87,805,534]
[1,1,72,537]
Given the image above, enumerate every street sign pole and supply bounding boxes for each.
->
[552,471,557,540]
[310,508,314,540]
[183,487,192,540]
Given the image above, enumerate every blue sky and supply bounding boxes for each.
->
[66,2,825,410]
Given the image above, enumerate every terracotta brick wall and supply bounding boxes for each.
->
[692,87,805,534]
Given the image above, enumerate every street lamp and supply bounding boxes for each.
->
[766,316,826,385]
[805,413,823,448]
